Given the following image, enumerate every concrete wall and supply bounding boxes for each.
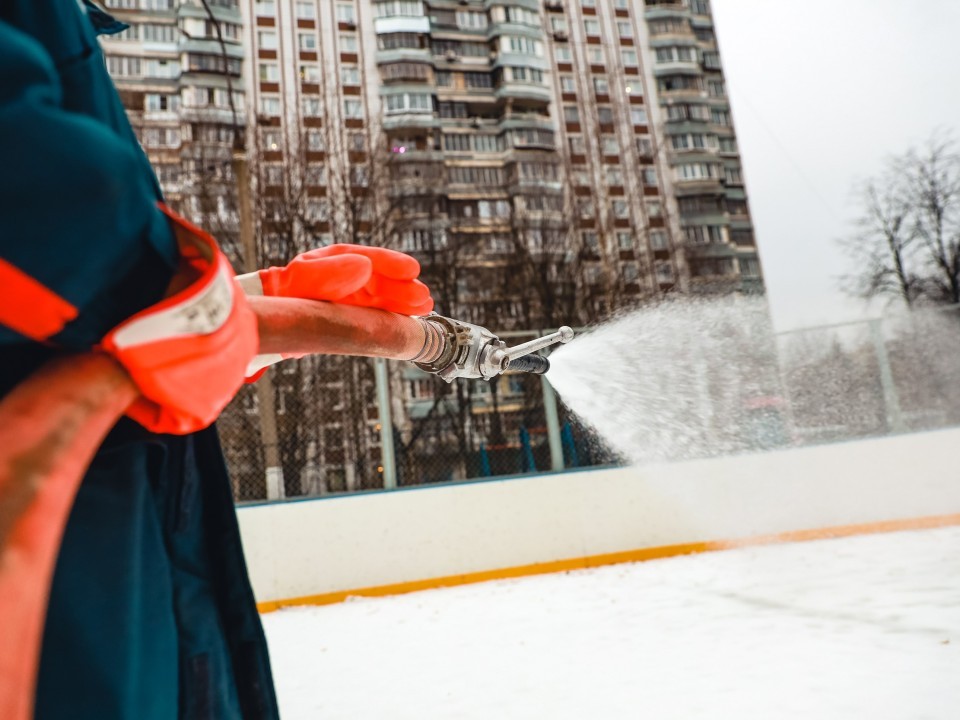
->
[237,428,960,606]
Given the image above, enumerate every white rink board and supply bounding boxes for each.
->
[237,428,960,604]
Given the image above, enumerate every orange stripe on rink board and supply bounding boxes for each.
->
[256,513,960,614]
[0,259,78,341]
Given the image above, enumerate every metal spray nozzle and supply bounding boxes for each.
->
[415,315,574,383]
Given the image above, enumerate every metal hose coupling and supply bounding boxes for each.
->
[413,314,574,383]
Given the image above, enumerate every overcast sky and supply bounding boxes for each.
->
[709,0,960,331]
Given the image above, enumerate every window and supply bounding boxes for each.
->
[464,72,492,88]
[254,0,275,15]
[384,93,432,113]
[260,129,281,150]
[647,201,662,217]
[676,162,718,181]
[258,31,277,50]
[554,45,572,62]
[593,77,609,95]
[379,33,420,50]
[142,24,178,42]
[739,256,760,277]
[551,16,568,32]
[597,106,614,125]
[456,10,487,30]
[504,36,540,55]
[296,1,315,18]
[305,198,330,222]
[506,6,538,25]
[656,46,696,64]
[448,166,506,185]
[438,101,468,118]
[691,0,711,16]
[306,164,327,185]
[475,134,504,152]
[375,0,424,17]
[302,97,322,116]
[617,21,633,38]
[568,136,585,154]
[617,232,632,250]
[307,130,325,151]
[343,98,363,118]
[145,93,180,112]
[650,230,668,250]
[621,49,638,67]
[106,55,141,77]
[612,200,629,218]
[341,66,360,85]
[351,165,369,187]
[259,62,279,82]
[264,164,284,185]
[719,136,738,153]
[381,62,430,82]
[642,167,657,186]
[300,64,321,82]
[583,19,600,36]
[602,135,619,155]
[510,67,543,84]
[655,261,674,283]
[340,34,358,52]
[298,32,317,51]
[683,225,724,244]
[648,18,688,35]
[708,79,726,97]
[559,75,576,93]
[141,127,180,148]
[711,109,731,126]
[724,166,743,185]
[622,263,639,283]
[563,105,580,123]
[443,134,471,152]
[587,46,604,64]
[337,3,356,23]
[582,232,599,251]
[635,137,652,156]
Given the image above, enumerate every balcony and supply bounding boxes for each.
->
[494,81,551,104]
[374,16,430,35]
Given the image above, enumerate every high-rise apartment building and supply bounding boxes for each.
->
[101,0,246,243]
[236,0,763,317]
[99,0,765,495]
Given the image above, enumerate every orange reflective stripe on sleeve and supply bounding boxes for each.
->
[0,259,78,341]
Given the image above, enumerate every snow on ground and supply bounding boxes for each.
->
[263,526,960,719]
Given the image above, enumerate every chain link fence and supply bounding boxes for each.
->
[219,331,617,503]
[220,307,960,503]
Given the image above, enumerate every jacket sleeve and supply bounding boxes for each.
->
[0,17,178,350]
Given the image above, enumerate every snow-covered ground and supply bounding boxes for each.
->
[263,526,960,719]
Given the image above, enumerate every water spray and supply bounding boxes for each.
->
[414,315,575,382]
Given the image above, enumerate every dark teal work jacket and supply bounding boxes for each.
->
[0,2,279,718]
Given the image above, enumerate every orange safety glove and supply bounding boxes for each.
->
[100,205,258,435]
[236,244,434,316]
[236,244,433,381]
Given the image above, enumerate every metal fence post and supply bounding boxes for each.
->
[541,374,565,472]
[870,318,906,434]
[374,358,397,489]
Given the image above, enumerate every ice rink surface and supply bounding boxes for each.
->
[263,526,960,719]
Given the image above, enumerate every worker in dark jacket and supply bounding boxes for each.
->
[0,2,431,718]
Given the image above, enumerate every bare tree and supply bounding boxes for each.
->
[840,130,960,309]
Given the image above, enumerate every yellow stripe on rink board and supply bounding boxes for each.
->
[256,513,960,614]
